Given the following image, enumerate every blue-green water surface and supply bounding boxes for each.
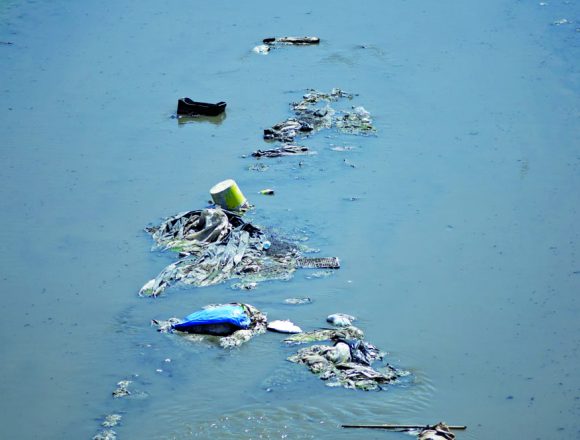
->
[0,1,579,439]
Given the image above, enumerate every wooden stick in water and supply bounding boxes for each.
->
[341,424,467,430]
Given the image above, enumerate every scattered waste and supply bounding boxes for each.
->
[248,162,269,172]
[253,44,270,54]
[335,106,374,134]
[296,257,340,269]
[552,18,570,26]
[343,159,357,168]
[252,144,311,157]
[112,380,132,398]
[177,98,226,116]
[305,270,333,279]
[284,297,313,305]
[93,429,117,440]
[330,145,356,151]
[327,313,356,327]
[336,337,379,366]
[263,36,320,45]
[287,337,405,390]
[140,207,312,295]
[259,188,275,195]
[285,319,408,390]
[102,414,122,428]
[264,119,314,142]
[261,89,375,146]
[267,320,303,334]
[231,281,257,290]
[153,303,267,349]
[210,179,249,211]
[284,326,364,344]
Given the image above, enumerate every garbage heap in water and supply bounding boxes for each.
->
[139,208,302,296]
[286,326,408,391]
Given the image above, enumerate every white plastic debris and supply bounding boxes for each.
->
[327,313,356,327]
[253,44,270,54]
[267,320,302,334]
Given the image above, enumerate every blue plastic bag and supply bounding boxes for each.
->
[172,304,251,332]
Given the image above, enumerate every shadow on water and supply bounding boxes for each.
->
[175,112,227,126]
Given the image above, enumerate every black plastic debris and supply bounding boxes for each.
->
[263,37,320,45]
[252,145,311,158]
[264,119,313,142]
[177,98,226,116]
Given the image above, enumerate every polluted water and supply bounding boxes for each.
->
[0,0,579,439]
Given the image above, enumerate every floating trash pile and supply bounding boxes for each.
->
[90,30,440,435]
[286,323,408,391]
[140,208,305,296]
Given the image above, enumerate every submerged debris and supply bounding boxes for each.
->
[140,208,302,295]
[284,326,364,344]
[112,381,132,398]
[252,144,311,157]
[296,257,340,269]
[102,414,122,428]
[284,297,313,305]
[327,313,356,327]
[153,303,268,349]
[335,106,374,135]
[230,281,257,290]
[93,429,117,440]
[552,18,570,26]
[248,162,269,172]
[305,270,333,279]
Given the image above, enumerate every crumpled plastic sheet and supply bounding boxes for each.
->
[153,303,268,349]
[140,208,300,296]
[261,88,375,143]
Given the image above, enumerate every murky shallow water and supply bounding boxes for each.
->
[1,0,579,439]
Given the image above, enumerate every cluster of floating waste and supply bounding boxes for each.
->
[94,36,461,440]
